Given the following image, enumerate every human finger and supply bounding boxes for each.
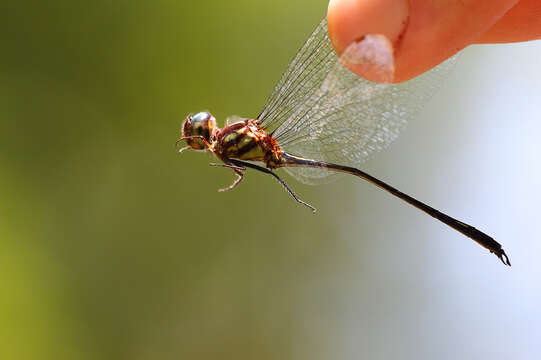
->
[328,0,519,83]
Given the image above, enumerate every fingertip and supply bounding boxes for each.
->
[340,34,395,83]
[328,0,409,52]
[328,0,519,83]
[328,0,409,82]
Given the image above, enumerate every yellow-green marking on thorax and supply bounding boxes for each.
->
[222,126,266,161]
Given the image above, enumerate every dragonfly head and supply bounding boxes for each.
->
[181,111,218,150]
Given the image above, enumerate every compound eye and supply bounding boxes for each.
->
[184,111,217,150]
[191,111,212,124]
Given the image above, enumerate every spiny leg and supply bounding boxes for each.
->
[229,159,316,213]
[219,171,243,192]
[272,172,316,212]
[175,135,212,149]
[177,146,191,154]
[210,163,245,192]
[210,163,245,171]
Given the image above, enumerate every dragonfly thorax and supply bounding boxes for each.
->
[214,119,283,166]
[182,111,218,150]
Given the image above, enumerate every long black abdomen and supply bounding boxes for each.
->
[279,152,510,266]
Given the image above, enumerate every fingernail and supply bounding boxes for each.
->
[340,34,395,83]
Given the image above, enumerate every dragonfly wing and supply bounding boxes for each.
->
[258,19,335,133]
[259,18,457,185]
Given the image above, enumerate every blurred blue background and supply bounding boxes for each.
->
[1,1,540,359]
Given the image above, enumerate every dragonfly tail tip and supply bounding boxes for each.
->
[496,249,511,267]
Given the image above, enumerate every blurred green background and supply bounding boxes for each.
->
[2,1,540,359]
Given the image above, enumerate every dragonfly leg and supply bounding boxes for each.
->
[228,159,317,213]
[210,163,246,192]
[177,146,191,154]
[175,135,212,149]
[210,163,245,172]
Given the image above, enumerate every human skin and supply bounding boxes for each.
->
[328,0,541,83]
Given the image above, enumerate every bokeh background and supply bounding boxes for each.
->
[2,1,540,359]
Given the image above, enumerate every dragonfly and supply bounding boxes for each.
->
[176,18,510,266]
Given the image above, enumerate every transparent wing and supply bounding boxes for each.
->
[257,18,457,185]
[258,19,335,133]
